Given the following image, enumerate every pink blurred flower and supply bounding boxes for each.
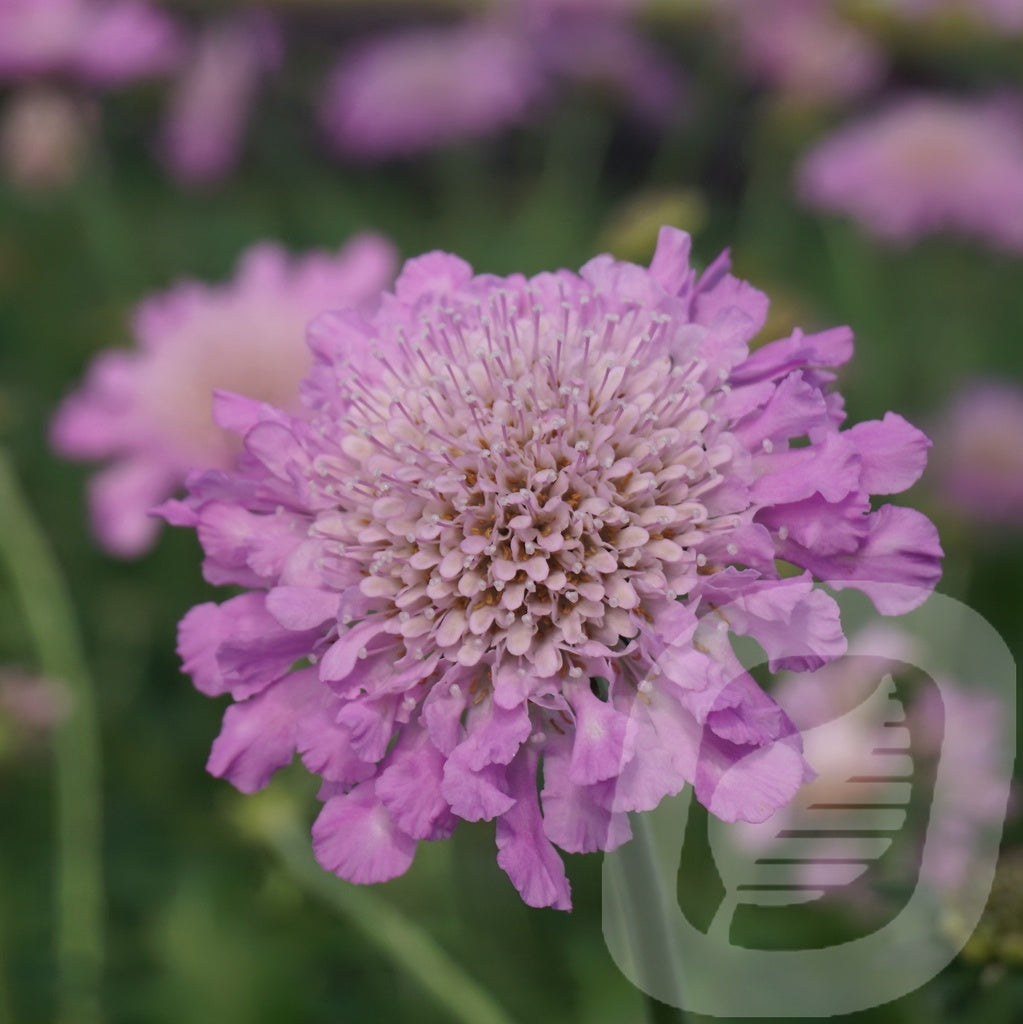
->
[161,227,941,909]
[0,0,182,86]
[159,13,281,186]
[798,94,1023,250]
[319,20,541,160]
[717,0,886,104]
[51,235,399,557]
[929,379,1023,527]
[0,669,72,737]
[888,0,1023,32]
[0,86,94,189]
[527,5,684,126]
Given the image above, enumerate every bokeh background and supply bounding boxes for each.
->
[1,1,1022,1023]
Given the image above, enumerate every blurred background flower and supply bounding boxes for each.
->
[51,234,397,556]
[927,379,1023,529]
[797,93,1023,250]
[158,12,281,187]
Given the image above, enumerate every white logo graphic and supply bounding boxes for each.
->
[602,586,1017,1017]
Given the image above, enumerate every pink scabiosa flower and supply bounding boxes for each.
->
[525,4,684,127]
[0,85,93,189]
[929,379,1023,527]
[798,94,1023,250]
[888,0,1023,32]
[51,235,398,557]
[318,20,541,160]
[158,13,281,187]
[0,0,182,86]
[716,0,886,105]
[164,227,941,910]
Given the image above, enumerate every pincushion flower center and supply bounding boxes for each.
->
[311,294,730,677]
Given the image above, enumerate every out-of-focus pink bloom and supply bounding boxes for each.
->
[161,227,941,909]
[159,13,281,186]
[523,0,646,13]
[0,86,93,189]
[51,235,399,557]
[929,380,1023,527]
[910,684,1014,893]
[0,669,72,749]
[319,20,542,160]
[798,94,1023,250]
[888,0,1023,32]
[717,0,886,104]
[530,10,684,126]
[0,0,182,86]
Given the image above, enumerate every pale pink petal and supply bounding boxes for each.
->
[313,782,417,884]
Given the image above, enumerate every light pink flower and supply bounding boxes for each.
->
[162,228,942,909]
[888,0,1023,32]
[527,5,684,126]
[0,0,182,86]
[52,235,399,557]
[159,13,281,186]
[929,379,1023,526]
[0,86,93,189]
[798,93,1023,250]
[319,20,541,160]
[717,0,886,104]
[0,669,72,737]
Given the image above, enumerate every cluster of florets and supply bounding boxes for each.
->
[165,228,941,909]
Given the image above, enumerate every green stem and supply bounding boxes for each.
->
[265,820,517,1024]
[606,810,689,1023]
[0,451,103,1024]
[0,887,13,1024]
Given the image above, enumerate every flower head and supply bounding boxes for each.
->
[168,228,941,909]
[716,0,886,105]
[319,20,541,160]
[888,0,1023,32]
[158,13,281,186]
[0,86,92,189]
[798,94,1023,250]
[52,235,398,556]
[929,379,1023,527]
[0,0,182,86]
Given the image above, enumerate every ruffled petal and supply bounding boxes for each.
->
[495,748,572,910]
[376,725,454,840]
[540,735,632,854]
[313,781,418,884]
[848,412,931,495]
[206,668,320,792]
